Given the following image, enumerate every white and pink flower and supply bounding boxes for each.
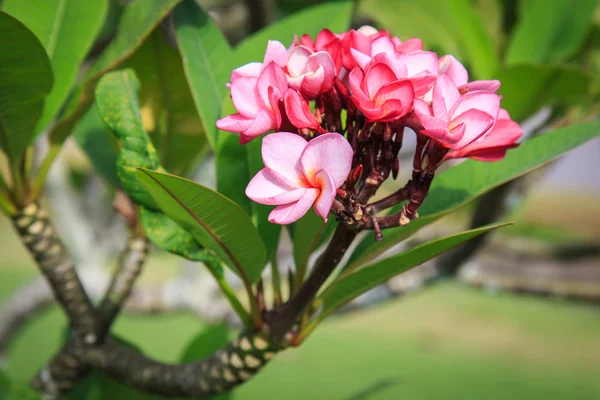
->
[245,132,353,224]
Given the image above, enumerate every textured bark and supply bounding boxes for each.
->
[98,236,150,328]
[85,330,282,397]
[32,234,150,397]
[11,203,98,342]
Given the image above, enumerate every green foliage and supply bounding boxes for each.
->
[174,0,234,151]
[0,371,40,400]
[0,12,53,163]
[124,28,208,176]
[506,0,600,64]
[346,119,600,269]
[137,169,267,283]
[95,69,212,265]
[498,64,591,121]
[2,0,108,134]
[73,105,120,187]
[321,223,509,316]
[359,0,498,78]
[48,0,183,150]
[235,1,354,65]
[94,69,160,209]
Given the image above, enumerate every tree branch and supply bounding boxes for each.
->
[269,223,358,341]
[83,330,281,397]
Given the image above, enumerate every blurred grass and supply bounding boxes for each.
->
[1,211,600,399]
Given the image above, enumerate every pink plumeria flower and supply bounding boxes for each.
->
[287,45,336,98]
[284,89,324,132]
[348,60,415,122]
[300,29,344,73]
[350,36,424,71]
[341,26,390,70]
[246,132,353,224]
[230,40,288,80]
[438,55,500,94]
[412,73,500,149]
[443,109,522,161]
[216,62,288,144]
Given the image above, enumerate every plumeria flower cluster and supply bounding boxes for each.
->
[217,26,523,235]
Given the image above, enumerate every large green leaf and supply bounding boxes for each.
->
[320,223,509,316]
[505,0,600,64]
[346,119,600,270]
[0,371,40,400]
[444,0,499,78]
[73,105,120,187]
[361,0,499,78]
[2,0,108,134]
[497,64,591,122]
[125,28,208,176]
[174,0,234,151]
[137,169,267,283]
[48,0,183,149]
[0,11,53,163]
[94,69,160,210]
[235,1,354,66]
[140,208,217,267]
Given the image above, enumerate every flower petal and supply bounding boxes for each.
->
[231,77,259,117]
[256,62,288,111]
[216,113,253,134]
[246,169,305,205]
[284,90,321,130]
[287,45,312,76]
[448,108,494,149]
[262,131,308,185]
[231,62,263,80]
[451,91,500,120]
[240,110,277,143]
[313,169,336,221]
[300,132,353,187]
[364,63,397,98]
[465,80,501,93]
[264,40,289,68]
[268,189,319,224]
[438,55,468,86]
[432,74,460,119]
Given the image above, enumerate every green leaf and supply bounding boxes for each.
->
[0,11,53,163]
[2,0,109,134]
[320,223,509,316]
[445,0,499,78]
[471,0,504,52]
[235,1,354,66]
[0,371,41,400]
[137,168,267,283]
[346,119,600,270]
[179,324,231,400]
[125,28,208,176]
[505,0,600,64]
[140,208,218,269]
[73,105,120,187]
[362,0,499,78]
[174,0,234,151]
[94,69,160,209]
[246,137,281,260]
[497,64,591,122]
[48,0,183,149]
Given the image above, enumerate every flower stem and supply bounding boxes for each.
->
[269,223,357,341]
